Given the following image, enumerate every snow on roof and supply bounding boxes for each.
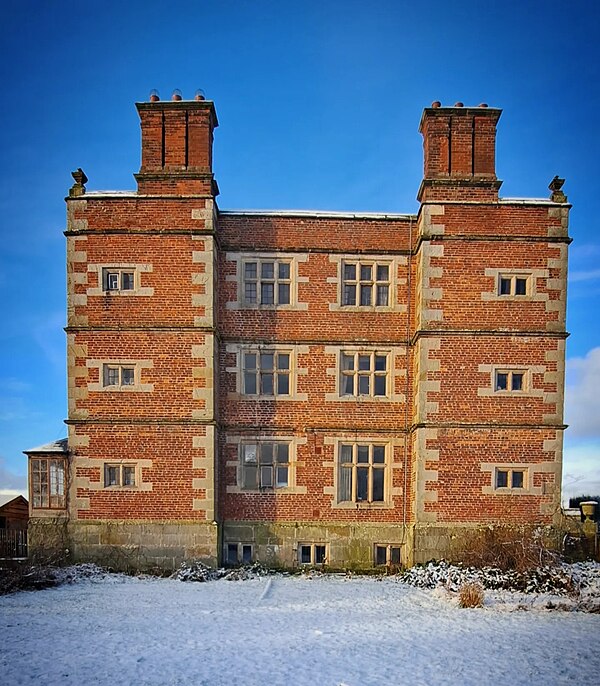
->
[24,438,68,454]
[219,209,416,220]
[0,493,27,508]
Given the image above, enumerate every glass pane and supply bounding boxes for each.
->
[277,353,290,370]
[122,272,134,290]
[244,465,258,489]
[357,445,369,463]
[278,262,290,279]
[358,355,371,371]
[372,468,384,501]
[260,353,274,370]
[357,468,368,500]
[261,373,274,395]
[343,264,356,281]
[358,375,370,395]
[261,283,274,304]
[372,446,385,463]
[360,285,372,306]
[278,283,290,304]
[512,471,524,488]
[511,373,524,391]
[244,372,257,395]
[123,466,136,486]
[343,284,356,305]
[243,444,257,464]
[496,470,508,488]
[244,353,257,370]
[515,278,527,295]
[261,262,274,279]
[315,546,326,564]
[375,546,387,566]
[244,282,257,303]
[244,262,257,279]
[277,444,289,463]
[242,545,253,564]
[341,375,354,395]
[107,272,119,290]
[300,546,311,564]
[121,367,135,385]
[360,265,372,281]
[277,373,290,395]
[260,443,274,463]
[260,466,273,487]
[341,354,354,371]
[374,376,386,396]
[227,543,238,564]
[340,445,353,463]
[496,372,508,391]
[499,277,511,295]
[105,367,119,386]
[376,285,389,306]
[376,265,389,281]
[276,466,288,487]
[390,547,401,564]
[338,465,352,501]
[105,466,119,486]
[375,355,387,371]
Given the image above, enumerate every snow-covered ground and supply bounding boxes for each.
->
[1,570,599,686]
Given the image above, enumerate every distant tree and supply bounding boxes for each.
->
[568,495,600,508]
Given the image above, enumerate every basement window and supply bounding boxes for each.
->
[225,543,253,566]
[298,543,327,565]
[374,545,402,567]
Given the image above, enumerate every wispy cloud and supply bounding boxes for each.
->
[562,440,600,504]
[0,455,27,493]
[569,269,600,283]
[565,347,600,439]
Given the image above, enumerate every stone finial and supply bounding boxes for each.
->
[549,175,567,203]
[69,168,88,197]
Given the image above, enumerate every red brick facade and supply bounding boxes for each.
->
[28,96,570,570]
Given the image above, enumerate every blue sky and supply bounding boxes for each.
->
[0,0,598,502]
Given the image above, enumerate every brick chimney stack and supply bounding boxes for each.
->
[417,102,502,202]
[135,92,219,196]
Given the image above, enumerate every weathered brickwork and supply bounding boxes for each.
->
[26,97,571,570]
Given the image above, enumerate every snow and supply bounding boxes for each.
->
[1,569,598,686]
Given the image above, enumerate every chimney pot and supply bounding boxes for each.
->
[149,89,160,102]
[479,103,488,108]
[172,89,183,101]
[431,100,441,108]
[195,89,206,101]
[454,102,464,107]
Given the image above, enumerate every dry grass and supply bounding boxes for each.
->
[458,582,484,608]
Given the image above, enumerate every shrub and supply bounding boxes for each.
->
[458,582,484,608]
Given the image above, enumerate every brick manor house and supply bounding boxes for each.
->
[25,93,571,570]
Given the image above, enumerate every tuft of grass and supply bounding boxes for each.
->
[458,582,484,608]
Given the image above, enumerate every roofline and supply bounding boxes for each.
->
[219,210,417,220]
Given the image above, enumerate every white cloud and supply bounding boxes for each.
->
[0,455,27,493]
[562,441,600,505]
[569,268,600,282]
[564,347,600,439]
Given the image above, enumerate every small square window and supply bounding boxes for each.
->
[498,274,529,297]
[298,543,327,566]
[495,370,527,393]
[495,468,527,490]
[103,268,137,292]
[104,463,137,488]
[103,364,136,388]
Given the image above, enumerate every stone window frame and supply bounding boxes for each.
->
[226,344,308,401]
[103,462,138,489]
[242,349,292,398]
[239,441,292,491]
[339,350,390,399]
[481,462,542,496]
[225,434,307,495]
[494,467,527,491]
[477,364,544,399]
[225,542,254,566]
[328,254,407,313]
[86,263,154,297]
[498,273,529,297]
[494,368,527,393]
[30,457,66,510]
[297,543,327,565]
[374,544,402,567]
[481,268,548,303]
[87,359,154,393]
[225,252,309,311]
[341,259,391,307]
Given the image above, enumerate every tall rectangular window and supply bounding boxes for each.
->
[243,351,290,396]
[243,259,291,306]
[342,261,390,307]
[338,443,387,503]
[241,442,290,490]
[31,458,66,509]
[340,352,388,397]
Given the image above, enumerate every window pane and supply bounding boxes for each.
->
[360,265,372,281]
[511,373,524,391]
[358,355,371,371]
[278,283,290,304]
[243,465,258,489]
[260,353,274,370]
[242,545,253,564]
[390,547,401,564]
[357,468,368,500]
[315,546,326,564]
[123,466,136,486]
[374,376,386,396]
[515,278,527,295]
[105,367,119,386]
[372,446,385,464]
[343,264,356,281]
[357,445,369,463]
[343,284,356,305]
[372,468,384,501]
[227,543,238,565]
[338,465,352,501]
[374,355,387,371]
[300,546,312,564]
[278,262,290,279]
[341,375,354,395]
[244,372,257,395]
[276,466,288,487]
[512,471,524,488]
[499,277,511,295]
[376,285,389,306]
[277,373,290,395]
[376,265,389,281]
[261,373,274,395]
[244,282,257,303]
[260,466,273,487]
[277,444,289,463]
[244,262,257,279]
[277,353,290,370]
[496,372,508,391]
[496,470,508,488]
[107,272,119,290]
[358,375,370,395]
[375,546,387,566]
[260,443,274,463]
[261,262,274,279]
[105,466,119,486]
[122,272,134,290]
[261,283,274,304]
[341,354,355,371]
[244,353,257,370]
[121,367,135,386]
[340,445,353,463]
[360,285,372,306]
[243,445,257,464]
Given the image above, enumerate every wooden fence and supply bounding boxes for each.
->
[0,529,28,558]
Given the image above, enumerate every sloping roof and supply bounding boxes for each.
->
[0,494,28,509]
[23,438,68,455]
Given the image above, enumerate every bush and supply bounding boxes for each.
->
[458,582,484,608]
